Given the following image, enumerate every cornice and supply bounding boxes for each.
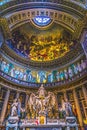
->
[0,47,84,71]
[0,0,86,17]
[54,76,87,93]
[0,70,87,92]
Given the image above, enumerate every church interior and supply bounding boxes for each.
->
[0,0,87,130]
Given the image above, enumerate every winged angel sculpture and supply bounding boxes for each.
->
[27,85,58,118]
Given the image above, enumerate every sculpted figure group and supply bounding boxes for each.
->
[10,85,74,119]
[27,85,58,118]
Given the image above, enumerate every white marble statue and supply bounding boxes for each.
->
[61,98,73,117]
[11,99,18,116]
[65,99,73,116]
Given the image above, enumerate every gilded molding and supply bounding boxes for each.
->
[0,17,11,39]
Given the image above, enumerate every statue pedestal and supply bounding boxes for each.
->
[6,116,19,130]
[39,111,46,125]
[66,116,78,130]
[39,115,46,125]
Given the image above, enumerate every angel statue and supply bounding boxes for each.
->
[27,84,58,118]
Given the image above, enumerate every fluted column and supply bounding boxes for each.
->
[73,89,83,126]
[0,89,10,124]
[82,100,87,119]
[82,86,87,119]
[63,90,67,101]
[54,92,59,106]
[56,92,59,107]
[16,91,20,99]
[82,86,87,105]
[54,92,59,119]
[25,94,29,109]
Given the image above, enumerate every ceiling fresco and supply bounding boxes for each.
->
[6,21,76,62]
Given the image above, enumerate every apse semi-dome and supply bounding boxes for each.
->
[1,5,86,67]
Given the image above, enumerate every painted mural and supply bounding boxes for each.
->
[7,22,75,62]
[0,57,87,84]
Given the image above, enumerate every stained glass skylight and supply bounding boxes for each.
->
[33,16,51,26]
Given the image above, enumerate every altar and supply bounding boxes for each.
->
[19,117,78,130]
[6,85,78,130]
[6,116,78,130]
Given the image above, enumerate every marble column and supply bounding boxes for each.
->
[82,100,87,119]
[63,90,67,101]
[53,92,59,119]
[25,94,29,109]
[73,89,83,126]
[56,92,59,107]
[0,89,10,124]
[82,86,87,119]
[16,92,20,99]
[82,86,87,105]
[54,92,59,107]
